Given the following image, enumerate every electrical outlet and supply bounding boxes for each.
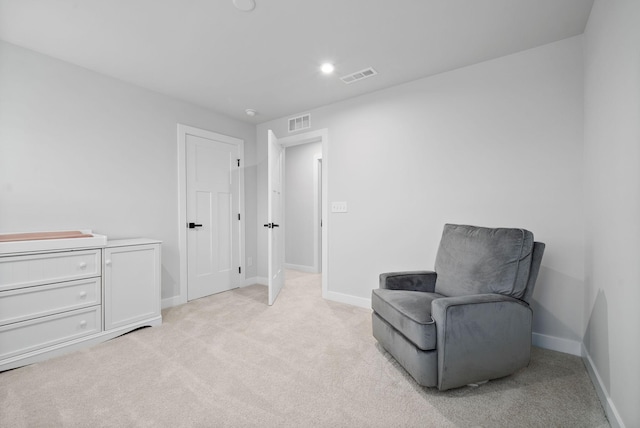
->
[331,201,348,213]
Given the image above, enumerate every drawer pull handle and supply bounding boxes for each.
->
[79,291,87,299]
[79,320,87,328]
[79,262,87,269]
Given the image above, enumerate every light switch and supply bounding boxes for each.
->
[331,201,348,213]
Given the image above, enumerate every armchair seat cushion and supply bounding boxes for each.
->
[371,289,444,351]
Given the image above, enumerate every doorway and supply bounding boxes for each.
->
[177,124,245,304]
[268,129,328,304]
[283,142,322,274]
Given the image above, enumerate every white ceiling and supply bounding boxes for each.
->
[0,0,594,124]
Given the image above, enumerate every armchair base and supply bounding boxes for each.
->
[372,312,437,387]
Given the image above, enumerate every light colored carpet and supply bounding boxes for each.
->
[0,270,608,427]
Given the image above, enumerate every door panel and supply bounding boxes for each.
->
[195,190,213,277]
[217,191,232,270]
[187,134,239,301]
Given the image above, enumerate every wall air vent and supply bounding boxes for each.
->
[340,67,377,84]
[288,113,311,132]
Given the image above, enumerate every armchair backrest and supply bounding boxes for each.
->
[434,224,537,300]
[521,241,546,303]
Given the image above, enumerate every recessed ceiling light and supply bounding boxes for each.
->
[321,63,335,74]
[245,109,257,117]
[233,0,256,12]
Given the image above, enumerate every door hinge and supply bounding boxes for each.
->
[238,213,241,221]
[237,159,240,167]
[238,266,242,274]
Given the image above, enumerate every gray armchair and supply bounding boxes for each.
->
[371,224,545,390]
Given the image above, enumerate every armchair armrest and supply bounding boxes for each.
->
[379,271,437,292]
[430,294,532,390]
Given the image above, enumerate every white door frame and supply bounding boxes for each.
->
[277,129,329,299]
[313,154,322,274]
[176,124,245,305]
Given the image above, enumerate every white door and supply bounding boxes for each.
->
[267,130,285,305]
[186,133,240,300]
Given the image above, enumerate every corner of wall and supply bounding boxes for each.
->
[582,344,626,428]
[531,333,582,356]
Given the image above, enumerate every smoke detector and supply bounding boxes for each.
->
[233,0,256,12]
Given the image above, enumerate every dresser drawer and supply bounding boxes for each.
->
[0,306,102,360]
[0,277,101,326]
[0,249,101,291]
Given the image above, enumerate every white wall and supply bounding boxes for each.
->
[0,41,258,301]
[284,142,321,270]
[257,36,585,346]
[583,1,640,427]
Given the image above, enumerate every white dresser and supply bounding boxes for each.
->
[0,233,162,371]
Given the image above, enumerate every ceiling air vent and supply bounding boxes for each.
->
[288,113,311,132]
[340,67,377,84]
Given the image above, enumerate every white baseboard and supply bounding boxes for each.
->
[582,344,625,428]
[284,263,318,273]
[161,295,184,309]
[531,332,581,356]
[241,277,268,287]
[325,290,371,309]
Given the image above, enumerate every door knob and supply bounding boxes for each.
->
[188,222,203,229]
